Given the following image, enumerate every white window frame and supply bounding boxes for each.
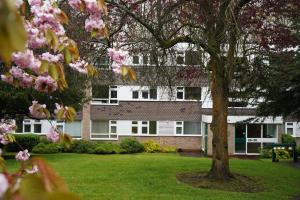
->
[90,120,118,140]
[23,120,32,133]
[176,87,185,100]
[131,121,150,135]
[131,121,139,134]
[175,121,184,135]
[109,85,118,104]
[285,122,295,136]
[141,121,149,134]
[141,90,149,100]
[109,120,117,134]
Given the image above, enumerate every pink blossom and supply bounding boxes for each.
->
[85,14,105,32]
[68,0,82,10]
[25,22,47,49]
[29,101,47,119]
[34,75,58,93]
[0,134,9,145]
[69,60,88,74]
[12,50,41,73]
[40,52,63,63]
[9,67,24,79]
[107,48,127,64]
[25,165,39,174]
[28,0,42,6]
[111,63,122,74]
[46,127,60,142]
[84,0,101,14]
[0,122,15,134]
[0,174,9,198]
[15,149,30,162]
[1,75,14,85]
[8,67,34,88]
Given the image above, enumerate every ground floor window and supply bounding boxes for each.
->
[65,121,82,138]
[91,120,117,139]
[22,120,41,134]
[131,121,151,135]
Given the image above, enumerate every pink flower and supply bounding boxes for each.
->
[1,75,14,85]
[68,0,82,10]
[84,0,101,14]
[15,149,30,162]
[46,127,60,142]
[107,48,127,64]
[25,22,47,49]
[12,50,41,73]
[0,134,9,145]
[28,0,42,6]
[25,165,39,174]
[19,74,34,88]
[85,14,105,32]
[34,75,58,93]
[0,174,9,198]
[40,52,63,63]
[29,101,47,119]
[69,60,88,74]
[9,67,24,79]
[0,122,15,134]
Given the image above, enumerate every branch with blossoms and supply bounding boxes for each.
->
[0,0,136,199]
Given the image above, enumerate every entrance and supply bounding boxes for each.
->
[235,124,278,155]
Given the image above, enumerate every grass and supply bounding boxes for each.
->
[4,153,300,200]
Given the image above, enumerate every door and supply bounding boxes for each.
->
[235,124,246,154]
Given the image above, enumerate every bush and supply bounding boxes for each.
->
[5,134,40,152]
[143,140,161,153]
[120,138,144,153]
[296,147,300,155]
[32,143,63,154]
[90,143,121,154]
[260,148,272,158]
[281,134,296,144]
[68,140,96,153]
[161,145,177,153]
[272,148,291,159]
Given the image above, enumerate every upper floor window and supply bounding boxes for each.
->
[185,87,201,100]
[132,91,139,99]
[176,87,184,100]
[175,121,183,134]
[141,90,149,99]
[150,88,157,99]
[133,55,139,64]
[110,86,118,103]
[176,52,184,65]
[185,51,202,65]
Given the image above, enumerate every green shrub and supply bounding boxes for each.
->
[69,140,96,153]
[281,134,296,144]
[120,138,144,153]
[32,143,62,154]
[143,140,161,153]
[296,147,300,155]
[5,134,40,152]
[90,143,121,154]
[270,148,291,159]
[260,148,272,158]
[161,145,177,153]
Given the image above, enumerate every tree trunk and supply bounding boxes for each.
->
[207,59,233,180]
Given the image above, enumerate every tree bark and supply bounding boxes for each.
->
[207,59,233,180]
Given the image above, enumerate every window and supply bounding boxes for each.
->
[285,122,294,135]
[185,51,202,65]
[150,88,157,99]
[175,121,183,134]
[228,101,248,107]
[110,86,118,104]
[263,124,276,138]
[132,91,139,99]
[141,90,149,99]
[185,87,201,100]
[176,87,184,100]
[149,121,157,134]
[133,55,139,64]
[183,122,201,135]
[287,128,294,135]
[110,121,117,134]
[176,52,184,64]
[92,85,109,99]
[132,121,138,134]
[141,121,148,134]
[34,124,41,133]
[91,120,109,134]
[65,121,81,138]
[142,55,148,65]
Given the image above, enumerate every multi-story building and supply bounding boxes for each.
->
[14,49,300,155]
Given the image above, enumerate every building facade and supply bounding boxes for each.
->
[14,50,300,155]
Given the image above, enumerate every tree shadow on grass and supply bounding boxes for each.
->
[177,172,264,193]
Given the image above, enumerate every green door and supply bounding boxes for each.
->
[235,124,246,153]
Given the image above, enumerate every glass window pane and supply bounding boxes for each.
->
[150,88,157,99]
[247,143,261,154]
[287,128,293,135]
[110,90,117,98]
[133,55,139,64]
[247,124,261,138]
[24,124,31,132]
[183,122,201,135]
[143,55,148,64]
[177,92,183,99]
[132,91,139,99]
[176,55,184,64]
[142,91,149,99]
[185,87,201,100]
[56,125,63,132]
[142,121,148,125]
[176,127,182,134]
[16,118,23,133]
[91,120,109,134]
[92,85,109,98]
[111,126,117,134]
[149,121,157,134]
[263,124,276,138]
[132,127,138,134]
[34,124,41,133]
[132,121,138,125]
[65,121,82,138]
[142,127,148,134]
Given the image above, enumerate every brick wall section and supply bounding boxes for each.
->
[91,101,202,121]
[82,86,92,140]
[118,136,202,150]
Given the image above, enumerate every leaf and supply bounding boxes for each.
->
[49,63,59,80]
[31,157,68,192]
[45,29,59,51]
[64,48,72,64]
[0,0,26,64]
[20,175,47,200]
[6,134,16,143]
[128,67,137,81]
[62,133,73,147]
[56,108,65,120]
[98,0,108,16]
[121,65,128,76]
[87,65,98,76]
[56,10,69,24]
[39,61,50,74]
[65,107,76,123]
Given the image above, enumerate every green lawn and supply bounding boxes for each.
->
[5,153,300,200]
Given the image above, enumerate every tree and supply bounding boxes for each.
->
[106,0,300,180]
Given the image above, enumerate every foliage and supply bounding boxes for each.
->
[88,142,121,154]
[4,134,40,152]
[143,140,161,153]
[32,143,63,154]
[67,140,96,153]
[281,134,296,144]
[272,148,291,160]
[161,146,177,153]
[119,138,144,154]
[259,148,272,158]
[297,147,300,155]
